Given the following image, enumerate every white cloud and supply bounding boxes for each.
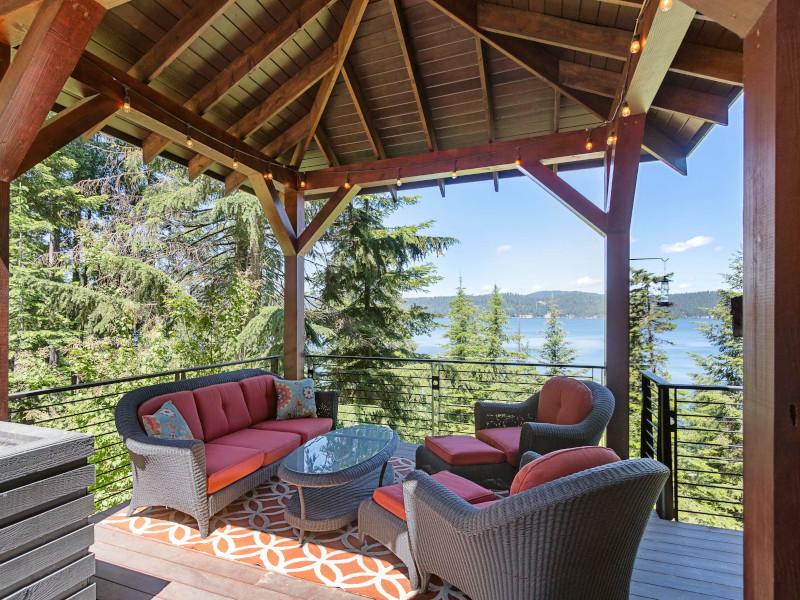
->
[572,276,603,288]
[660,235,714,254]
[630,235,638,243]
[676,283,692,290]
[527,284,545,293]
[500,288,510,294]
[480,284,493,292]
[496,245,512,254]
[714,245,723,252]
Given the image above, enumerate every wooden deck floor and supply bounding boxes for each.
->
[91,443,743,600]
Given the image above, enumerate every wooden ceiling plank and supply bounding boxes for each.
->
[141,0,335,165]
[679,0,769,38]
[424,0,611,120]
[670,42,743,86]
[296,184,361,255]
[314,126,340,167]
[15,94,119,178]
[295,0,370,167]
[0,0,105,182]
[477,2,630,60]
[342,58,386,160]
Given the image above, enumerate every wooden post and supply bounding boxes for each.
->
[0,180,8,421]
[743,1,800,597]
[604,114,646,459]
[283,188,305,379]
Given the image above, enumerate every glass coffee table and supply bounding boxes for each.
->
[278,424,399,543]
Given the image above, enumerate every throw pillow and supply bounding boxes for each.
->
[141,401,195,440]
[275,378,317,420]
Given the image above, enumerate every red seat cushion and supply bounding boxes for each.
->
[425,435,506,466]
[373,471,496,521]
[137,391,204,440]
[239,375,277,422]
[537,377,594,425]
[510,446,621,495]
[204,443,264,494]
[475,427,522,467]
[194,382,252,441]
[251,418,333,443]
[207,428,302,466]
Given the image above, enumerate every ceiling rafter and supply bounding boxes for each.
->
[141,0,336,164]
[342,59,386,160]
[474,37,498,191]
[314,126,340,167]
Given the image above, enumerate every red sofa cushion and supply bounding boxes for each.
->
[476,427,522,467]
[137,391,204,440]
[194,382,252,441]
[373,471,496,521]
[251,417,333,443]
[537,377,594,425]
[239,375,277,422]
[425,435,506,466]
[207,428,302,466]
[204,444,264,494]
[510,446,621,495]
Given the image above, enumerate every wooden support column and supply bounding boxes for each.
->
[283,188,305,380]
[0,180,8,421]
[604,114,645,459]
[743,1,800,597]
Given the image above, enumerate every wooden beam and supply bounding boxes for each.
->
[670,42,743,86]
[71,52,297,188]
[342,59,385,160]
[249,175,296,256]
[604,113,646,460]
[642,125,688,175]
[520,161,607,234]
[682,0,770,38]
[141,0,335,164]
[425,0,611,120]
[295,0,370,166]
[743,2,800,598]
[314,126,339,167]
[477,2,630,60]
[0,41,7,421]
[0,0,105,182]
[297,184,361,255]
[552,90,561,174]
[305,128,608,194]
[283,187,304,380]
[475,38,495,144]
[15,94,119,178]
[559,61,620,98]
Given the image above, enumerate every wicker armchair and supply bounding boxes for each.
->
[403,458,670,600]
[115,369,338,537]
[475,379,615,457]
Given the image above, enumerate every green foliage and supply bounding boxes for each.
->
[442,277,480,359]
[536,296,579,376]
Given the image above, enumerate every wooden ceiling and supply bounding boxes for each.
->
[24,0,742,195]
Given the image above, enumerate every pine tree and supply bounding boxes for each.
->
[442,276,480,359]
[537,296,578,376]
[478,285,511,359]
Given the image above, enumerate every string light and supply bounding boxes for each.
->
[299,173,306,188]
[185,125,193,147]
[451,160,458,179]
[232,151,238,170]
[659,0,673,10]
[122,85,131,113]
[396,169,402,187]
[515,148,521,166]
[344,172,351,189]
[585,134,593,151]
[266,165,273,180]
[630,34,641,54]
[607,131,617,146]
[621,101,631,118]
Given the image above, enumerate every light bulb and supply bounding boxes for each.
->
[515,156,521,166]
[607,133,617,146]
[122,97,131,113]
[621,102,631,118]
[232,159,238,169]
[300,178,306,188]
[659,0,673,10]
[451,170,457,179]
[344,174,351,189]
[186,135,193,147]
[630,35,641,54]
[585,139,593,151]
[266,166,273,180]
[396,177,402,186]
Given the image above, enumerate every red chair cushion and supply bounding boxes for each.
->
[251,418,333,443]
[204,443,264,494]
[207,428,302,466]
[537,377,594,425]
[373,471,496,521]
[194,383,252,441]
[510,446,621,495]
[239,375,277,422]
[475,427,522,467]
[425,435,506,466]
[137,391,204,440]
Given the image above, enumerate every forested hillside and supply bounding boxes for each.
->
[407,290,719,318]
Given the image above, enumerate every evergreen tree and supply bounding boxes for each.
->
[442,276,480,359]
[478,285,512,359]
[537,296,578,376]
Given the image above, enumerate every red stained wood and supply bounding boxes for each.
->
[0,0,106,182]
[0,179,8,421]
[296,184,361,255]
[682,0,770,38]
[743,1,800,597]
[283,188,305,380]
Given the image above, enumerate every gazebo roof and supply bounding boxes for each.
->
[14,0,741,196]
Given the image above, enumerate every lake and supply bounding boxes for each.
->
[413,318,716,383]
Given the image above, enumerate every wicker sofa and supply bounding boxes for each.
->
[115,368,338,537]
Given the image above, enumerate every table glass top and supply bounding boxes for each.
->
[280,424,395,475]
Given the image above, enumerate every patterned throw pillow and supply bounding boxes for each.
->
[275,378,317,420]
[141,401,195,440]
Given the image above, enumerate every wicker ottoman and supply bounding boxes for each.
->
[415,435,518,489]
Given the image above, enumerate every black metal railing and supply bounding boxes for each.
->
[308,354,605,443]
[640,370,743,529]
[9,356,280,512]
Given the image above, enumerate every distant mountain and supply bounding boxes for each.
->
[405,290,719,319]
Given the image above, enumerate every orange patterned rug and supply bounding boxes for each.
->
[100,457,473,600]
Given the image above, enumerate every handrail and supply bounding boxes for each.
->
[640,371,742,392]
[307,353,605,370]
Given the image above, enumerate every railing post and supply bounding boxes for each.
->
[270,356,280,375]
[656,383,676,521]
[430,361,439,437]
[641,373,653,459]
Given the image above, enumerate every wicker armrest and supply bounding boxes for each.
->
[474,392,539,431]
[519,421,600,456]
[314,390,339,427]
[519,450,542,468]
[124,434,208,502]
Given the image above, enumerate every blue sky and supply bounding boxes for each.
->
[390,98,744,298]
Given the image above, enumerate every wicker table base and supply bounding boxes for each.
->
[285,462,395,542]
